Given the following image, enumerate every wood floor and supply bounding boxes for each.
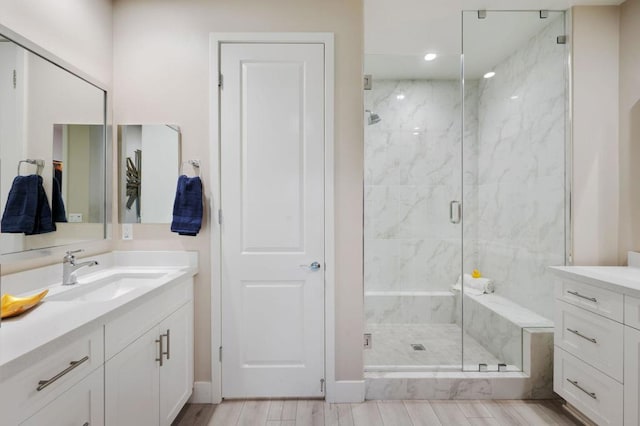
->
[173,399,586,426]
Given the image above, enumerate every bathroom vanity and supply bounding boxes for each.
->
[0,251,197,425]
[551,252,640,426]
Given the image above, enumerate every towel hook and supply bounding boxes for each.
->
[18,159,45,176]
[180,159,200,177]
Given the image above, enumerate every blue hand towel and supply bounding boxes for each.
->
[171,175,203,236]
[1,175,56,235]
[52,175,67,223]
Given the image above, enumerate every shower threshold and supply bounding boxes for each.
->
[364,326,554,400]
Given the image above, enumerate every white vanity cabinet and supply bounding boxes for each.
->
[0,327,104,425]
[105,278,194,426]
[21,367,104,426]
[552,266,640,426]
[624,324,640,426]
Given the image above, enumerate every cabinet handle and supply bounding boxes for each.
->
[83,423,89,426]
[37,356,89,391]
[566,378,597,399]
[566,290,597,303]
[566,328,597,344]
[156,336,163,367]
[161,329,170,361]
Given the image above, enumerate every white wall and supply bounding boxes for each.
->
[0,0,112,86]
[113,0,364,384]
[571,6,620,266]
[618,0,640,263]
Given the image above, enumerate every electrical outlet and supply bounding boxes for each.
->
[68,213,82,223]
[122,223,133,240]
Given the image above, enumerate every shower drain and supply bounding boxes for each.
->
[411,343,426,351]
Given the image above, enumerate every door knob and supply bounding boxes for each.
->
[300,261,322,271]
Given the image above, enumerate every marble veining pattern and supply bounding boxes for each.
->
[364,80,476,295]
[466,15,567,320]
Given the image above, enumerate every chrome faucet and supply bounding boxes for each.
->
[62,249,98,285]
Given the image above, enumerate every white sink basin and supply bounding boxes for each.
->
[47,272,167,302]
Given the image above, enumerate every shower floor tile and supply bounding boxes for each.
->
[364,323,505,371]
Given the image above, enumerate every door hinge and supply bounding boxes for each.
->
[218,209,222,225]
[219,346,223,362]
[363,74,372,90]
[320,378,325,393]
[218,74,223,89]
[364,333,372,349]
[12,69,16,89]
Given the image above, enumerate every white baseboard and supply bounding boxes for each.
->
[189,381,213,404]
[327,380,365,403]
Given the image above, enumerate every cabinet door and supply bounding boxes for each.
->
[21,366,104,426]
[625,326,640,426]
[159,301,194,425]
[106,327,160,426]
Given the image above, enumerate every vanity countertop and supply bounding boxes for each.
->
[550,264,640,298]
[0,251,198,381]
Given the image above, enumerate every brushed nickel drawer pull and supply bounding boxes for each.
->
[156,336,164,367]
[567,290,597,303]
[161,329,170,361]
[36,356,89,391]
[566,328,598,344]
[567,378,597,399]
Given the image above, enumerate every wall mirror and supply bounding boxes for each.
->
[118,125,181,223]
[0,35,106,256]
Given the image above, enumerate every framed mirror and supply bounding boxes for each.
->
[118,125,181,223]
[0,35,107,256]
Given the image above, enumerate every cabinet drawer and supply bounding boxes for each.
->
[625,295,640,330]
[21,366,104,426]
[0,327,103,424]
[556,278,623,322]
[555,300,623,381]
[554,347,622,426]
[105,278,193,360]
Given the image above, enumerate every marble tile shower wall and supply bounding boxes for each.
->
[364,80,478,324]
[471,16,566,320]
[364,16,565,324]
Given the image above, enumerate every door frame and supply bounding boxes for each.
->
[209,32,335,403]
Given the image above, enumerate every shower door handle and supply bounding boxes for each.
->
[450,201,461,224]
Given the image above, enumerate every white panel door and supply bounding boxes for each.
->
[220,42,325,398]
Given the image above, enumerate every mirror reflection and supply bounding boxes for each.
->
[118,125,181,224]
[0,35,106,255]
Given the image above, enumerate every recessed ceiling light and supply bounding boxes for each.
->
[413,131,420,136]
[413,127,420,131]
[510,95,519,100]
[483,71,496,79]
[396,93,405,100]
[424,53,437,61]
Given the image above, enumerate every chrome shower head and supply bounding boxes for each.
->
[365,109,381,125]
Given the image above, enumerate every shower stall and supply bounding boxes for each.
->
[364,10,568,382]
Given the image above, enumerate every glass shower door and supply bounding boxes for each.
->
[363,54,463,372]
[461,10,567,371]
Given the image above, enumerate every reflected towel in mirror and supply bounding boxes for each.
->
[170,175,203,236]
[1,174,56,234]
[52,175,67,222]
